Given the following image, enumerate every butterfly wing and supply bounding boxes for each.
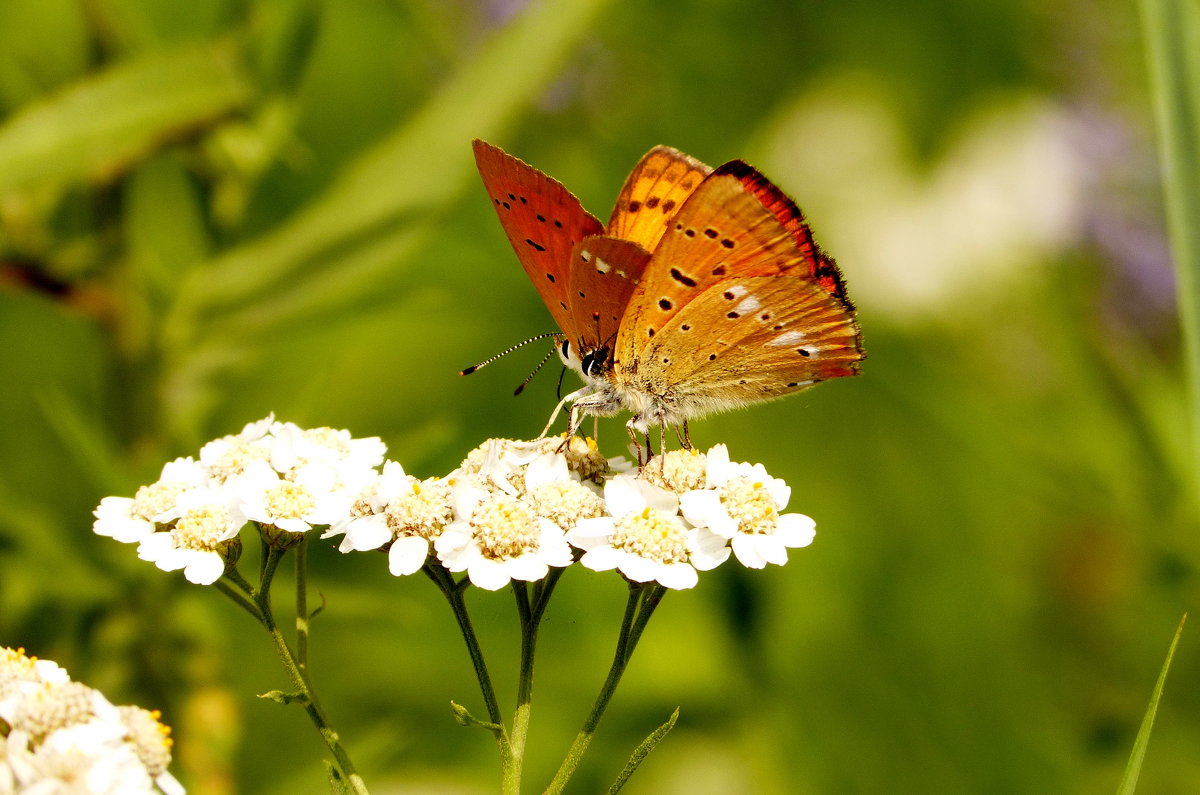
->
[473,139,604,340]
[630,275,862,414]
[606,146,712,252]
[616,160,853,355]
[613,159,862,414]
[567,235,653,355]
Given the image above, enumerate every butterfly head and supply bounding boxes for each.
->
[557,338,612,380]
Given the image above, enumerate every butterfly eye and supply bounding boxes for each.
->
[581,346,611,376]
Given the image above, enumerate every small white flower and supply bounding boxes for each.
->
[324,461,456,576]
[198,415,275,483]
[680,445,815,569]
[238,459,351,535]
[136,487,245,585]
[567,474,728,589]
[267,422,386,487]
[641,448,708,493]
[0,648,182,794]
[435,490,572,591]
[92,458,208,544]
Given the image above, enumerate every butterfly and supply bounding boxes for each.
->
[471,138,864,449]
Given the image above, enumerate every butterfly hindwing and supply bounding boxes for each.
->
[629,274,863,411]
[473,139,604,341]
[606,146,712,252]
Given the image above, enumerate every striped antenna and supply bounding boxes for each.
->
[460,332,562,376]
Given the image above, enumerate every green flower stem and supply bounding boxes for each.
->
[219,540,369,794]
[295,536,310,669]
[544,582,667,794]
[508,582,536,794]
[262,618,369,795]
[423,562,515,786]
[213,575,262,621]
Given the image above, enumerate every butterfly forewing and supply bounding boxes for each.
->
[632,275,862,410]
[615,165,834,363]
[567,235,653,354]
[473,139,604,342]
[606,146,712,252]
[721,160,852,303]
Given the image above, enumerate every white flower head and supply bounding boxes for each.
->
[0,647,181,795]
[324,461,456,576]
[680,444,816,569]
[92,458,208,544]
[266,421,386,488]
[567,474,729,589]
[136,486,246,585]
[238,459,352,539]
[641,447,708,493]
[198,415,275,484]
[434,486,573,591]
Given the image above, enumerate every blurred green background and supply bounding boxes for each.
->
[1,0,1197,792]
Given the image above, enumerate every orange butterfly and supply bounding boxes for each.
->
[471,139,864,448]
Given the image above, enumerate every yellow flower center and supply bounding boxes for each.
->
[719,478,779,534]
[611,508,689,564]
[173,506,237,550]
[265,481,316,521]
[471,497,540,560]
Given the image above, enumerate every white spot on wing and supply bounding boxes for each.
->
[726,285,748,299]
[769,330,806,347]
[734,295,761,315]
[595,258,611,274]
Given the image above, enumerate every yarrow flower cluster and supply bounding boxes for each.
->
[0,647,183,795]
[93,416,384,584]
[94,418,817,591]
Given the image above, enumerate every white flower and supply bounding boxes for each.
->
[641,448,708,493]
[435,488,573,591]
[238,459,351,535]
[92,458,208,544]
[323,461,455,576]
[567,474,729,589]
[266,422,385,488]
[136,487,245,585]
[0,648,181,795]
[198,415,275,483]
[679,444,815,569]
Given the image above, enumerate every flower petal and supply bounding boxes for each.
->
[580,546,622,572]
[468,558,512,590]
[776,513,817,547]
[389,536,430,575]
[656,562,698,589]
[184,552,226,585]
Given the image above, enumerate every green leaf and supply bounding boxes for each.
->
[606,707,680,794]
[1138,0,1200,503]
[258,689,309,705]
[0,40,251,194]
[1117,614,1187,794]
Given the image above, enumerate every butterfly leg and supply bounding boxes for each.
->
[540,385,592,439]
[678,420,693,450]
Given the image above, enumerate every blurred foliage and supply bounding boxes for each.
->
[0,0,1197,793]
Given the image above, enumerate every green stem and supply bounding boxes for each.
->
[263,621,369,794]
[228,540,369,794]
[423,564,512,771]
[544,582,667,794]
[213,576,263,622]
[506,582,536,794]
[1138,0,1200,503]
[295,535,310,669]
